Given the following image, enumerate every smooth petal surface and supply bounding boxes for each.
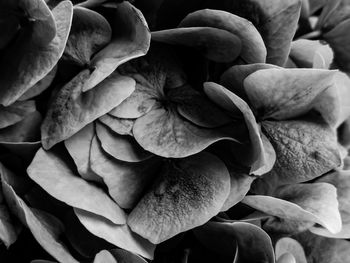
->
[18,66,57,101]
[27,148,126,224]
[74,208,155,260]
[94,250,117,263]
[90,136,159,209]
[95,122,152,162]
[152,27,242,63]
[64,6,111,66]
[312,170,350,238]
[221,170,255,211]
[64,123,102,183]
[41,70,135,149]
[312,72,350,127]
[262,119,341,184]
[194,221,275,263]
[128,152,230,244]
[0,100,36,129]
[0,1,73,106]
[290,40,333,69]
[324,18,350,72]
[244,68,337,120]
[98,115,134,136]
[0,186,19,248]
[0,163,78,263]
[133,107,241,158]
[220,63,279,101]
[243,183,341,234]
[255,0,301,66]
[178,9,267,63]
[84,1,151,91]
[275,238,307,263]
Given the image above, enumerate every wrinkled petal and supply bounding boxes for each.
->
[128,152,230,243]
[262,119,341,184]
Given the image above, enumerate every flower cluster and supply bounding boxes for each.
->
[1,0,350,262]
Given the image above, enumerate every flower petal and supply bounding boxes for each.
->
[84,2,150,91]
[312,170,350,238]
[0,1,72,106]
[63,6,111,66]
[324,18,350,72]
[178,9,266,63]
[27,148,126,225]
[262,119,341,184]
[18,66,57,101]
[204,82,275,175]
[94,250,117,263]
[98,115,134,136]
[90,135,159,209]
[64,123,102,183]
[169,85,232,128]
[255,0,301,66]
[0,111,42,143]
[133,107,241,158]
[244,68,337,120]
[152,27,241,63]
[0,163,78,263]
[74,208,155,260]
[243,183,342,234]
[0,100,36,129]
[95,122,153,162]
[194,221,275,263]
[128,152,230,243]
[220,63,279,102]
[41,70,135,149]
[275,237,307,263]
[290,40,333,69]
